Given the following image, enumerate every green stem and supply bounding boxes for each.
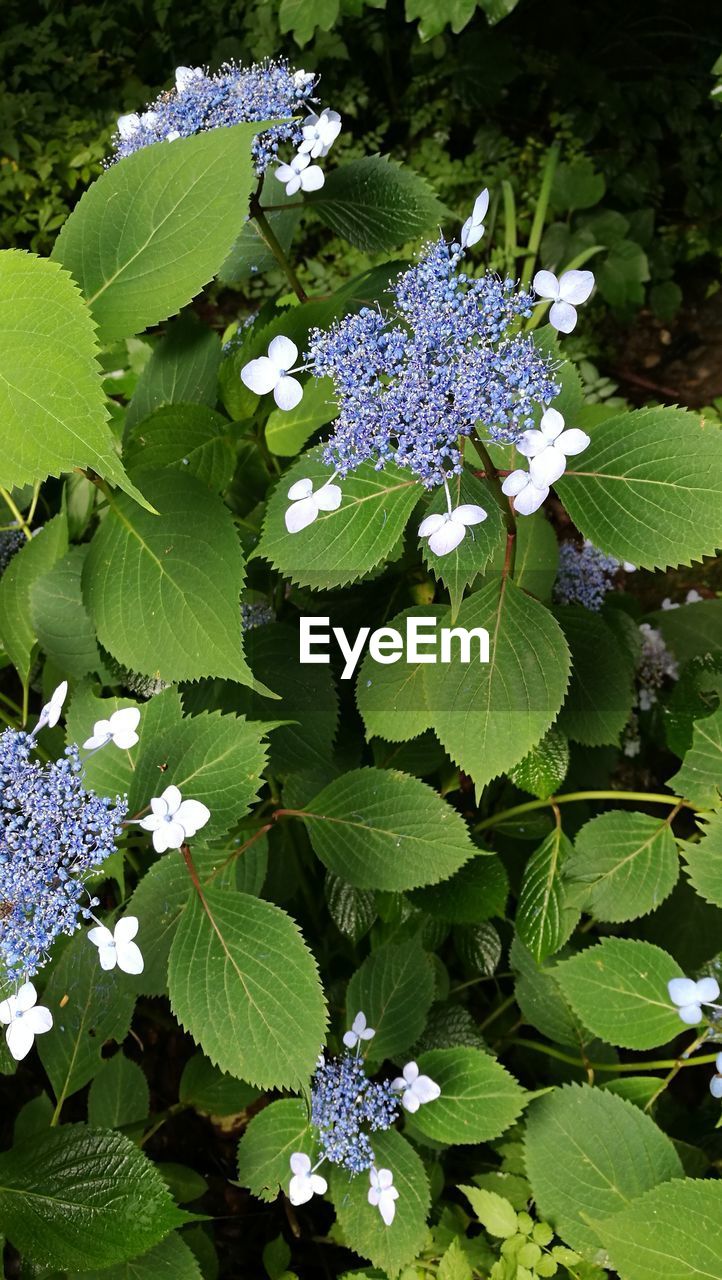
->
[0,487,32,539]
[474,789,696,834]
[501,179,518,279]
[508,1036,721,1075]
[251,206,308,303]
[479,993,516,1032]
[520,143,560,290]
[470,430,515,537]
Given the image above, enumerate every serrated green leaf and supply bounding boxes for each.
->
[511,937,584,1049]
[419,474,506,616]
[0,513,68,684]
[555,605,635,746]
[553,937,682,1049]
[180,1052,259,1116]
[256,447,421,589]
[326,872,377,943]
[331,1128,430,1278]
[594,1177,722,1280]
[565,810,679,922]
[681,810,722,907]
[356,605,446,743]
[87,1054,150,1129]
[668,704,722,808]
[278,0,340,44]
[414,1048,525,1144]
[346,940,435,1060]
[126,313,221,433]
[124,404,236,490]
[648,598,722,663]
[299,767,474,890]
[0,1125,185,1271]
[556,408,722,570]
[52,125,259,343]
[306,155,446,251]
[424,578,571,790]
[507,726,569,799]
[83,469,257,688]
[406,0,476,40]
[409,855,507,922]
[455,921,502,976]
[236,1098,313,1203]
[438,1238,473,1280]
[38,929,136,1104]
[29,545,101,678]
[459,1185,518,1237]
[516,827,578,962]
[265,376,337,457]
[76,1232,202,1280]
[0,251,146,504]
[525,1084,683,1257]
[168,886,327,1089]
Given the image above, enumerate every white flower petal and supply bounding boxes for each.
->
[501,469,531,498]
[558,269,594,305]
[15,982,37,1013]
[402,1089,420,1113]
[310,1173,328,1195]
[463,221,484,248]
[548,299,578,333]
[557,428,590,457]
[117,941,144,975]
[710,1075,722,1099]
[110,707,141,735]
[540,407,565,440]
[285,495,319,534]
[378,1190,397,1225]
[114,916,139,945]
[342,1030,357,1048]
[533,269,560,301]
[418,513,447,538]
[452,504,487,526]
[290,1152,311,1176]
[513,480,549,515]
[428,520,466,556]
[288,478,314,501]
[696,977,720,1002]
[377,1169,394,1190]
[529,446,567,487]
[314,483,342,512]
[0,997,14,1025]
[241,356,279,395]
[472,188,490,224]
[117,114,141,138]
[403,1061,419,1083]
[6,1020,36,1061]
[176,799,211,836]
[268,335,299,371]
[97,944,119,971]
[175,66,202,93]
[161,785,183,816]
[275,162,297,184]
[88,925,114,949]
[300,166,325,192]
[24,1005,53,1036]
[412,1073,441,1104]
[289,1174,314,1205]
[668,978,699,1006]
[516,430,546,458]
[273,375,304,412]
[679,1003,703,1024]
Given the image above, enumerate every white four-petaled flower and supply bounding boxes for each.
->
[533,269,595,333]
[37,680,68,731]
[0,982,53,1061]
[139,784,211,852]
[391,1061,441,1113]
[516,408,590,487]
[83,707,141,751]
[285,478,342,533]
[711,1053,722,1099]
[418,504,487,557]
[668,975,720,1025]
[241,336,304,411]
[275,152,325,196]
[461,188,490,249]
[88,916,144,975]
[343,1010,375,1049]
[368,1167,398,1226]
[175,65,203,93]
[117,110,158,138]
[299,109,342,159]
[288,1152,328,1205]
[501,469,549,516]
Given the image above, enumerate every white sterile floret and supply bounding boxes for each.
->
[711,1053,722,1099]
[293,69,315,88]
[418,504,487,557]
[668,975,720,1024]
[175,65,203,93]
[516,407,590,486]
[285,477,342,534]
[37,680,68,731]
[501,469,549,516]
[299,109,342,159]
[343,1010,375,1049]
[533,268,595,333]
[166,130,181,142]
[288,1152,328,1205]
[139,784,211,852]
[241,335,304,411]
[88,916,144,975]
[275,152,325,196]
[117,113,141,139]
[368,1167,398,1226]
[83,707,141,751]
[391,1061,441,1113]
[460,188,490,249]
[0,982,53,1061]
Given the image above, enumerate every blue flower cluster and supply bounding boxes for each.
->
[311,1052,399,1173]
[306,238,559,486]
[112,60,316,174]
[553,540,621,611]
[0,730,126,983]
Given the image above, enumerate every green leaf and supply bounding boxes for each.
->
[419,474,506,617]
[256,447,421,589]
[236,1098,313,1203]
[87,1054,150,1129]
[555,605,635,746]
[346,940,435,1060]
[278,0,340,44]
[555,407,722,570]
[179,1052,259,1116]
[326,873,377,943]
[0,512,68,684]
[0,250,146,504]
[413,1048,525,1144]
[516,827,578,962]
[668,704,722,808]
[507,726,569,799]
[356,606,447,743]
[83,469,257,688]
[330,1128,430,1279]
[219,198,300,287]
[168,886,327,1089]
[648,597,722,663]
[38,928,136,1103]
[406,0,477,40]
[76,1232,202,1280]
[511,937,586,1049]
[124,404,236,491]
[126,313,221,433]
[409,855,508,922]
[438,1239,473,1280]
[594,1177,722,1280]
[525,1084,683,1257]
[424,579,571,790]
[565,810,679,922]
[30,546,102,678]
[52,125,259,343]
[265,376,337,457]
[459,1185,519,1237]
[553,937,683,1050]
[682,811,722,907]
[0,1125,185,1271]
[306,155,446,252]
[65,684,182,808]
[299,767,474,890]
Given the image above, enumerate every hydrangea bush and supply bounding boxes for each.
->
[0,52,721,1280]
